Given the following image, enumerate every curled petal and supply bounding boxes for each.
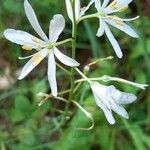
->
[54,47,79,67]
[49,14,65,43]
[24,0,49,41]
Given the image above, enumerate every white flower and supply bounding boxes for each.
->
[91,82,137,124]
[65,0,94,21]
[94,0,139,58]
[4,0,79,96]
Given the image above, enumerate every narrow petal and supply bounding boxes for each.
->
[48,51,57,96]
[102,0,110,9]
[93,94,115,125]
[3,29,45,48]
[49,14,65,43]
[96,18,105,37]
[24,0,49,41]
[18,48,49,80]
[103,22,123,58]
[94,0,102,11]
[65,0,73,21]
[54,47,79,67]
[75,0,80,20]
[105,19,139,38]
[80,0,95,17]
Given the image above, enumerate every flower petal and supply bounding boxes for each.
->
[48,51,57,96]
[24,0,48,41]
[103,22,123,58]
[108,86,137,104]
[54,47,79,67]
[91,82,111,109]
[75,0,80,20]
[65,0,73,21]
[49,14,65,43]
[105,19,139,38]
[116,0,133,9]
[94,0,102,11]
[93,94,115,125]
[80,0,95,18]
[102,0,110,9]
[18,48,49,80]
[4,29,37,47]
[96,18,105,37]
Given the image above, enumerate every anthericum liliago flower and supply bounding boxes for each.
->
[91,82,137,124]
[94,0,139,58]
[4,0,79,96]
[65,0,94,22]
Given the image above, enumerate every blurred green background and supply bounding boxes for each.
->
[0,0,150,149]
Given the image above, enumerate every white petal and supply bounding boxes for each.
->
[96,18,105,37]
[103,22,123,58]
[94,0,102,11]
[105,19,139,38]
[3,29,44,48]
[93,94,115,125]
[109,86,137,104]
[65,0,73,21]
[75,0,80,20]
[80,0,95,17]
[49,14,65,43]
[24,0,48,41]
[111,103,129,119]
[102,0,110,9]
[116,0,133,9]
[18,48,48,80]
[48,51,57,96]
[104,0,133,14]
[91,82,111,109]
[54,47,79,67]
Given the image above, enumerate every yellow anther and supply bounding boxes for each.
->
[109,1,117,9]
[32,53,42,65]
[119,5,128,12]
[32,36,41,44]
[22,45,32,51]
[115,20,124,25]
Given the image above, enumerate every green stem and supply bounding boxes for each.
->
[77,13,98,24]
[60,0,77,126]
[54,38,73,47]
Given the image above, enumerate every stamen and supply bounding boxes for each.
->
[32,36,42,44]
[22,45,32,51]
[119,5,128,13]
[115,20,124,25]
[32,53,42,65]
[109,1,117,9]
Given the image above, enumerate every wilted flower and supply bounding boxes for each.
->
[91,82,137,124]
[94,0,139,58]
[65,0,94,22]
[4,0,79,96]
